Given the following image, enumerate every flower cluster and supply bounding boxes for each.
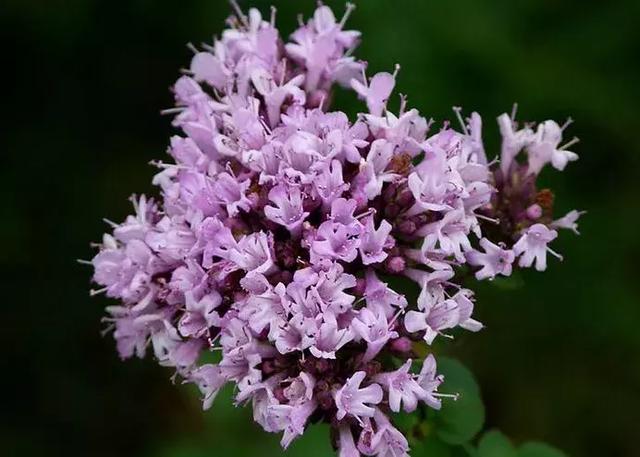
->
[89,4,582,456]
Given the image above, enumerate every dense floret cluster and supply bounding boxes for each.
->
[89,4,582,456]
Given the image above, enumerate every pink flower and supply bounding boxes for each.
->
[351,71,397,116]
[551,209,586,235]
[352,308,398,362]
[375,360,426,413]
[418,354,445,410]
[264,184,310,236]
[359,216,393,265]
[513,223,561,271]
[466,238,515,280]
[178,291,222,338]
[334,371,383,421]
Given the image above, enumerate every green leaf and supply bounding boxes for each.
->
[518,442,568,457]
[392,409,420,442]
[412,437,480,457]
[411,435,454,457]
[433,357,485,445]
[477,430,517,457]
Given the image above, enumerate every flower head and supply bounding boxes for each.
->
[88,4,582,455]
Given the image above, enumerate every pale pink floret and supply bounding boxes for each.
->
[513,223,561,271]
[334,371,384,421]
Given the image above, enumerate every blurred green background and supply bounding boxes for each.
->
[1,0,639,456]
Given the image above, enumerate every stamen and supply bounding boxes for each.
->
[339,2,356,29]
[426,118,435,130]
[149,160,189,170]
[355,208,376,219]
[398,93,407,116]
[560,136,579,150]
[228,0,249,28]
[90,287,108,297]
[100,323,115,337]
[270,6,277,27]
[207,333,221,348]
[353,296,367,306]
[433,392,460,400]
[388,308,405,328]
[160,107,185,115]
[179,68,193,75]
[258,118,273,135]
[475,213,500,224]
[186,42,198,54]
[561,117,573,131]
[318,93,327,111]
[280,58,287,86]
[76,259,92,265]
[225,162,236,177]
[452,106,468,135]
[102,218,118,228]
[547,247,564,261]
[392,63,401,79]
[510,102,519,121]
[202,42,216,53]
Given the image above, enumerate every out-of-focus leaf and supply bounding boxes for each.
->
[433,357,485,445]
[412,435,454,457]
[412,436,480,457]
[461,443,480,457]
[518,442,568,457]
[477,429,518,457]
[393,409,420,438]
